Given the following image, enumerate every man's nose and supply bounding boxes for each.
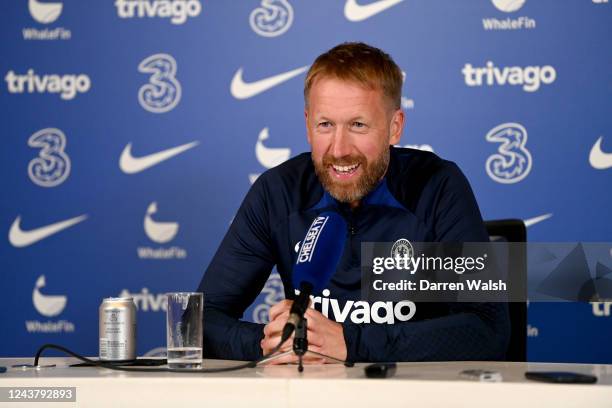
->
[331,127,352,158]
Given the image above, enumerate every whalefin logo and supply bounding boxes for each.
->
[230,66,308,100]
[144,202,178,243]
[33,275,67,317]
[344,0,405,22]
[256,127,291,168]
[589,136,612,170]
[491,0,526,12]
[23,0,71,41]
[138,202,186,260]
[9,214,87,248]
[483,0,535,31]
[249,127,291,184]
[119,141,199,174]
[29,0,63,24]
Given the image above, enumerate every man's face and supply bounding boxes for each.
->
[305,77,404,206]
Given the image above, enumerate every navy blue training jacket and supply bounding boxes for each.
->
[197,146,510,362]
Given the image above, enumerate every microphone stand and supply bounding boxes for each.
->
[257,317,354,372]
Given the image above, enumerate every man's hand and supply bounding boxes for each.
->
[260,299,347,365]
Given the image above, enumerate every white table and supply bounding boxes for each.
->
[1,357,611,407]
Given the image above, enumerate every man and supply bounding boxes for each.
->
[198,42,509,363]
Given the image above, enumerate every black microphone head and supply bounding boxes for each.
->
[292,211,347,293]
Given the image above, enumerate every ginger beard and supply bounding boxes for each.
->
[313,146,390,204]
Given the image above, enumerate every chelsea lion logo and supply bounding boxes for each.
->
[391,238,414,261]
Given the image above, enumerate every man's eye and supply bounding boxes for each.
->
[318,121,332,128]
[352,122,366,128]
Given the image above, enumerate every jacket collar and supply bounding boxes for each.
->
[309,147,405,211]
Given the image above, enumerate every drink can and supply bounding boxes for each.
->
[99,297,137,361]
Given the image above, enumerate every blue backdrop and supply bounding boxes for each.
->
[1,0,611,362]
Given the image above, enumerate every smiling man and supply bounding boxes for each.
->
[198,42,509,363]
[307,76,402,208]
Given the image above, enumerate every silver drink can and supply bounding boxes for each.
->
[99,297,137,361]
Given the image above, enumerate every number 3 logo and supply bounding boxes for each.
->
[28,128,71,188]
[138,53,182,113]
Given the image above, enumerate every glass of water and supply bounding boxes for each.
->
[166,292,203,369]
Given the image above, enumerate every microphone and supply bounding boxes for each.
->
[280,211,347,343]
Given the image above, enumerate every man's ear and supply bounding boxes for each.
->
[305,108,312,145]
[389,108,404,145]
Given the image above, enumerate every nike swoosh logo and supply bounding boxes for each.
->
[344,0,405,22]
[230,66,309,100]
[524,213,553,228]
[9,215,88,248]
[589,136,612,170]
[119,141,199,174]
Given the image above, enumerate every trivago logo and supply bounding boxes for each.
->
[299,288,416,324]
[592,301,612,317]
[4,69,91,100]
[115,0,202,24]
[462,61,556,92]
[119,288,167,312]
